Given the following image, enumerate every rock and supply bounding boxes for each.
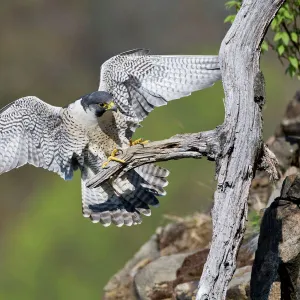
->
[158,213,212,256]
[103,213,212,300]
[103,211,259,300]
[134,253,188,300]
[103,234,160,300]
[251,174,300,300]
[134,249,209,300]
[175,249,209,283]
[249,172,273,211]
[278,91,300,137]
[237,235,258,268]
[174,281,198,300]
[227,266,251,300]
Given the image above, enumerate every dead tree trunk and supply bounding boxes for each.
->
[89,0,284,298]
[196,1,284,299]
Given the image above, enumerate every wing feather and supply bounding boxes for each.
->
[98,48,221,127]
[0,96,87,179]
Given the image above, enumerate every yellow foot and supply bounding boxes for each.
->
[102,148,126,168]
[130,138,149,146]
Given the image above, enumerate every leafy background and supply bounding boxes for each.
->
[0,1,299,299]
[225,0,300,78]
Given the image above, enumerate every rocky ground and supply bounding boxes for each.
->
[103,212,255,300]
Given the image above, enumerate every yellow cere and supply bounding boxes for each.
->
[103,101,115,110]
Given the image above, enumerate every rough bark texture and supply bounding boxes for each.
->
[102,92,300,300]
[197,1,284,298]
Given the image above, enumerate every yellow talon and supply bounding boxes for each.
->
[130,138,149,146]
[102,149,125,168]
[111,148,119,156]
[102,160,110,168]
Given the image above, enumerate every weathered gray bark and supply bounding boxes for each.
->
[197,1,284,299]
[90,0,284,298]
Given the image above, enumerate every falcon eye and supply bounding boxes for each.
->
[102,103,110,109]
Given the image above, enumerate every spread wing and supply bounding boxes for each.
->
[0,96,88,180]
[98,48,221,126]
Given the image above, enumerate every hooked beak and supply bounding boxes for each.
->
[103,101,117,112]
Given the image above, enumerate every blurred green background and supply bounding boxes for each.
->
[0,1,299,299]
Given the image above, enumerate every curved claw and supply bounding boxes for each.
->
[102,148,126,168]
[130,138,150,146]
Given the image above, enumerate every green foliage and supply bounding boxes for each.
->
[247,210,261,234]
[225,0,300,79]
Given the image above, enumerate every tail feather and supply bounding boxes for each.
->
[134,188,159,207]
[140,183,166,197]
[135,162,169,177]
[82,163,170,227]
[134,164,169,192]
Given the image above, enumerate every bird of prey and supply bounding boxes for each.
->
[0,49,221,227]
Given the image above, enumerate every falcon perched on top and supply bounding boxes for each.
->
[0,49,221,227]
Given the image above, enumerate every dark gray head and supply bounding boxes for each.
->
[81,91,117,117]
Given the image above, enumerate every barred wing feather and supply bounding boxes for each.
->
[98,48,221,123]
[0,96,87,179]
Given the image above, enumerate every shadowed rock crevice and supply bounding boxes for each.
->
[251,174,300,300]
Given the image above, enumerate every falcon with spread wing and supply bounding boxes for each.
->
[0,49,221,227]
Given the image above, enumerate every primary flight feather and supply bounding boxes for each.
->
[0,49,221,227]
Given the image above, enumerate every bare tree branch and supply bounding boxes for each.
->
[86,130,220,188]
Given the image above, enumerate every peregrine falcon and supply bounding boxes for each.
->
[0,49,221,227]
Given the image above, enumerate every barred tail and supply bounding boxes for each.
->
[82,163,170,227]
